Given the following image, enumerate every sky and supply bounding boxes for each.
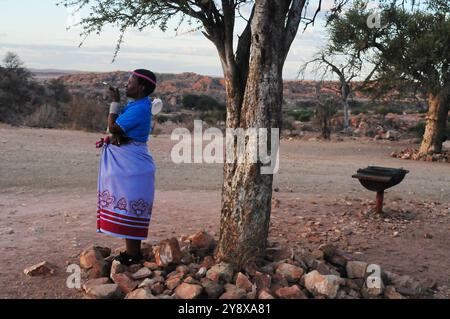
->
[0,0,336,80]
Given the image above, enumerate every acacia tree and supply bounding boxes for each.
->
[61,0,343,268]
[326,0,450,155]
[301,51,361,131]
[300,47,381,131]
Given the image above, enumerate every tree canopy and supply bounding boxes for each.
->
[327,0,450,96]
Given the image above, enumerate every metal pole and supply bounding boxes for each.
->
[376,190,384,214]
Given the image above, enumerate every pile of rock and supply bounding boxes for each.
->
[75,231,426,299]
[391,148,449,163]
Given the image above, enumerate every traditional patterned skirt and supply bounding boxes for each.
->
[97,140,156,240]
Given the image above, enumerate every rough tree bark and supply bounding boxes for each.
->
[214,0,301,268]
[419,91,449,155]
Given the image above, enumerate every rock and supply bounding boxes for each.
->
[150,282,165,295]
[24,261,56,277]
[131,267,152,280]
[125,288,157,299]
[304,270,345,299]
[207,262,234,283]
[260,262,277,274]
[111,273,139,294]
[219,285,247,299]
[89,261,111,279]
[94,246,111,258]
[175,283,203,299]
[206,271,220,282]
[384,272,422,297]
[254,272,271,291]
[270,273,289,292]
[346,261,368,279]
[196,267,208,278]
[176,265,190,275]
[348,289,361,299]
[311,250,324,260]
[247,291,257,299]
[187,263,201,275]
[128,264,142,273]
[384,286,404,299]
[329,250,353,268]
[180,246,194,265]
[86,284,123,299]
[110,260,127,277]
[189,231,216,257]
[166,272,184,290]
[294,250,314,269]
[150,275,166,285]
[385,130,399,140]
[143,261,159,270]
[162,289,172,296]
[319,244,337,260]
[275,285,308,299]
[200,256,215,269]
[79,247,105,270]
[235,272,253,292]
[275,263,304,283]
[200,278,225,299]
[266,246,292,261]
[312,261,340,276]
[83,277,111,292]
[336,289,348,299]
[141,241,155,260]
[345,278,364,291]
[183,276,200,285]
[138,278,153,289]
[258,288,275,299]
[154,237,182,267]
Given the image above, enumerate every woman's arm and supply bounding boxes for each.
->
[108,113,124,135]
[107,87,126,135]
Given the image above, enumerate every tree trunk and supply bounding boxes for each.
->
[214,0,285,269]
[419,92,449,155]
[341,82,350,131]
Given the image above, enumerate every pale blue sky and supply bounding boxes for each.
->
[0,0,334,79]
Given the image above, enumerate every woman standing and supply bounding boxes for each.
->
[97,69,157,265]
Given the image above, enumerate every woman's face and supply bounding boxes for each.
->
[125,75,142,99]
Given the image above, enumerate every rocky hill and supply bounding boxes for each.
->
[54,71,407,109]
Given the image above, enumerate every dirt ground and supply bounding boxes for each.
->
[0,123,449,298]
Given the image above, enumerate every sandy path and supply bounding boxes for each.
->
[0,124,449,298]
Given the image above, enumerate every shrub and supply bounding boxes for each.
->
[408,121,426,137]
[287,109,314,122]
[182,94,224,111]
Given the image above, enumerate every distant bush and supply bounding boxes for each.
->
[350,106,369,115]
[294,100,317,109]
[374,105,403,116]
[0,66,42,124]
[0,53,75,127]
[199,109,226,124]
[182,94,224,111]
[287,109,314,122]
[408,121,426,137]
[64,95,107,131]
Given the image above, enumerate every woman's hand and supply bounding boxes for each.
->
[109,86,120,102]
